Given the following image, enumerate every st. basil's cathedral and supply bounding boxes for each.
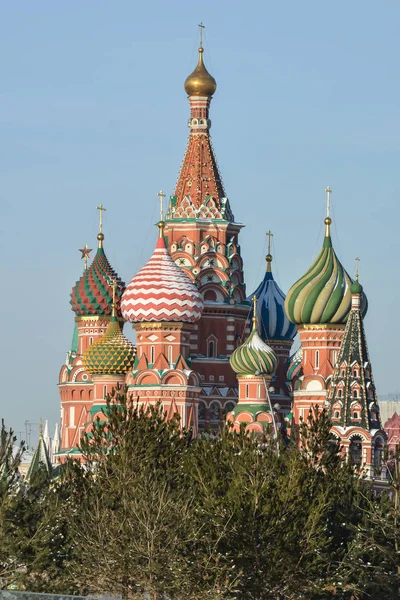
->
[56,34,388,482]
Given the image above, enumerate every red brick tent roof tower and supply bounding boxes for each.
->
[164,34,249,429]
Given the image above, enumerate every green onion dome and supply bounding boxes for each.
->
[350,278,363,295]
[83,316,136,375]
[71,239,125,317]
[284,219,367,325]
[230,314,278,377]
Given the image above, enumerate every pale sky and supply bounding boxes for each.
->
[1,0,399,445]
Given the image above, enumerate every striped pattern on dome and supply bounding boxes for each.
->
[71,247,125,317]
[286,347,303,382]
[230,328,278,377]
[121,236,204,323]
[284,235,367,325]
[248,271,297,342]
[83,317,136,375]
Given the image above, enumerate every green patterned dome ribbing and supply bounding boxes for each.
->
[285,226,367,325]
[83,317,136,375]
[230,325,278,377]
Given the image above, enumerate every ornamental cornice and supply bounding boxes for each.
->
[299,324,346,331]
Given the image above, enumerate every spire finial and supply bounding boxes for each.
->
[198,21,205,48]
[324,186,332,237]
[266,230,273,273]
[79,244,92,271]
[96,204,107,248]
[157,190,166,238]
[252,295,258,330]
[355,257,360,281]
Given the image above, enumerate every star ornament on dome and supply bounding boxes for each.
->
[79,244,92,271]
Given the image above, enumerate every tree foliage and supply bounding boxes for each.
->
[1,395,399,599]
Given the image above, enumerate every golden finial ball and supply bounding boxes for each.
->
[324,217,332,226]
[266,254,272,262]
[97,233,104,241]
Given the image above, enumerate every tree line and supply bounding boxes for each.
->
[0,387,399,599]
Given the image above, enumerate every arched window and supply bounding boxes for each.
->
[374,438,384,471]
[349,436,363,467]
[208,340,215,358]
[245,384,249,398]
[225,402,235,413]
[89,337,93,345]
[210,402,220,421]
[353,412,359,419]
[150,346,155,364]
[168,345,173,364]
[198,402,206,421]
[103,385,107,399]
[315,350,319,368]
[353,370,358,378]
[337,389,342,398]
[257,384,261,399]
[341,369,345,377]
[353,389,358,399]
[334,411,340,419]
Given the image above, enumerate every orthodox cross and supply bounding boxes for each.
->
[266,230,273,255]
[325,186,332,218]
[198,21,205,47]
[252,295,258,327]
[355,257,360,280]
[157,190,166,221]
[79,244,92,271]
[96,204,107,234]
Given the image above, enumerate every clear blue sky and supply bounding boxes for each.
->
[1,1,399,444]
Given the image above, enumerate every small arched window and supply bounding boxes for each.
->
[245,384,249,398]
[341,370,345,377]
[315,350,320,368]
[89,337,93,345]
[103,385,107,399]
[337,389,342,398]
[168,346,173,364]
[150,346,155,364]
[334,411,340,419]
[353,389,358,399]
[349,437,363,467]
[353,412,359,419]
[208,340,215,358]
[353,370,358,378]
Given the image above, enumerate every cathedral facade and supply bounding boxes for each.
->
[57,36,387,480]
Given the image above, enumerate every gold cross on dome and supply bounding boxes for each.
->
[96,204,107,234]
[266,230,273,255]
[325,186,332,218]
[157,190,166,221]
[198,21,205,47]
[355,257,360,280]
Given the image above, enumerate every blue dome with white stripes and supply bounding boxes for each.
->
[248,256,297,343]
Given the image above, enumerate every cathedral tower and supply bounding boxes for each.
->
[164,30,249,426]
[284,188,367,424]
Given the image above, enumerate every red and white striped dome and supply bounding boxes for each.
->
[121,235,204,323]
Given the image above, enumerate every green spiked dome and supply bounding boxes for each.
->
[285,216,367,325]
[230,300,278,377]
[83,316,136,375]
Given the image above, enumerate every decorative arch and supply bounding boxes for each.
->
[135,371,161,386]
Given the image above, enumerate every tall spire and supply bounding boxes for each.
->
[328,276,381,431]
[324,186,332,242]
[266,230,273,273]
[157,190,166,239]
[168,29,234,221]
[96,203,107,248]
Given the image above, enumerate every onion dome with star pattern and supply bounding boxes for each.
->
[121,222,204,324]
[230,300,278,377]
[71,232,125,318]
[284,198,367,326]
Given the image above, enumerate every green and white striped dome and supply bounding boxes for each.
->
[230,320,278,377]
[285,219,367,325]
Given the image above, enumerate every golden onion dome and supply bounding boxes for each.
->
[184,47,217,97]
